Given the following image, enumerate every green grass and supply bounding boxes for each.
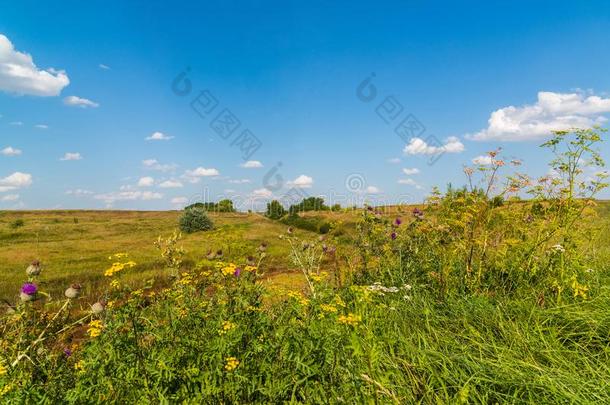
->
[2,205,610,403]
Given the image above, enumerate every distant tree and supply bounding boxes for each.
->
[331,203,341,212]
[217,199,235,213]
[265,200,287,220]
[288,197,329,215]
[185,200,235,213]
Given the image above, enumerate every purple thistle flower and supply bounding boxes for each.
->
[394,218,402,226]
[21,282,37,295]
[391,232,397,240]
[63,348,73,357]
[412,208,424,219]
[234,267,242,277]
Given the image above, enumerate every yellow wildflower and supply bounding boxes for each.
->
[74,360,86,372]
[224,357,240,371]
[244,265,257,273]
[320,304,338,313]
[0,363,7,376]
[338,313,361,326]
[221,263,238,276]
[87,320,104,338]
[219,321,236,335]
[287,291,310,306]
[0,383,13,397]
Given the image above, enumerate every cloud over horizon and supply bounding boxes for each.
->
[467,91,610,141]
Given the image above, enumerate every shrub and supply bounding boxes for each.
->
[9,219,24,229]
[179,208,214,233]
[281,214,331,234]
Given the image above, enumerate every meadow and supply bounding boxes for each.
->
[1,129,610,403]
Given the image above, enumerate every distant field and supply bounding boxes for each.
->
[2,202,609,303]
[0,210,328,302]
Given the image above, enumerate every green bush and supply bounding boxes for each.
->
[9,219,24,229]
[179,208,214,233]
[280,214,331,234]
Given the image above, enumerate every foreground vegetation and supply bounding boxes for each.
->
[1,129,609,403]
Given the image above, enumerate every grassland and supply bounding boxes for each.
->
[2,202,610,403]
[0,210,314,302]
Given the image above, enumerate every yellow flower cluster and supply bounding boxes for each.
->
[74,360,85,373]
[311,271,329,282]
[571,277,589,299]
[338,313,361,326]
[104,260,136,277]
[318,303,338,319]
[0,362,7,376]
[110,279,121,290]
[243,265,257,273]
[287,291,309,306]
[0,383,12,397]
[320,304,338,313]
[87,320,104,338]
[220,263,238,276]
[219,320,236,335]
[178,272,194,285]
[224,357,240,371]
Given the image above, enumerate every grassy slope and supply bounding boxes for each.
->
[0,210,313,301]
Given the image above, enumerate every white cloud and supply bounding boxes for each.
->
[0,172,32,192]
[99,64,110,70]
[402,168,420,175]
[137,176,154,187]
[1,194,19,201]
[228,179,251,184]
[10,121,22,126]
[1,146,22,156]
[240,160,263,168]
[250,188,273,198]
[365,185,380,194]
[0,34,70,96]
[287,174,313,189]
[159,180,183,188]
[63,96,99,108]
[60,152,82,161]
[183,167,220,183]
[403,136,464,155]
[66,189,93,196]
[34,124,48,129]
[387,158,401,164]
[467,91,610,141]
[146,131,173,141]
[171,196,188,205]
[398,178,417,185]
[472,155,493,165]
[94,190,163,204]
[142,158,177,172]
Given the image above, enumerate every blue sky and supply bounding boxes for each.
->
[1,0,609,210]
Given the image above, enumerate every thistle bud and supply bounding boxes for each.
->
[26,260,41,277]
[64,284,82,299]
[91,302,105,314]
